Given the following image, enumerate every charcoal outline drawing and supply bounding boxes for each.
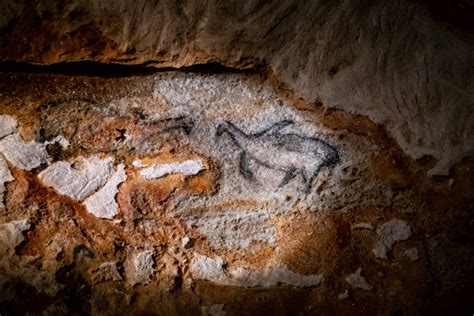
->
[216,120,340,192]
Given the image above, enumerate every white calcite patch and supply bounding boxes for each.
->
[345,268,373,291]
[0,219,30,255]
[191,255,227,282]
[137,159,205,180]
[185,210,276,249]
[191,255,323,288]
[0,156,14,208]
[84,164,127,219]
[45,135,70,149]
[39,156,115,201]
[130,251,155,285]
[372,219,412,260]
[0,115,17,139]
[0,134,50,170]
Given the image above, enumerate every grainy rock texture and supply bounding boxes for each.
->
[0,1,473,315]
[0,0,472,176]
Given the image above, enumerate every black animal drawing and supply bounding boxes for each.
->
[215,120,340,192]
[157,115,195,136]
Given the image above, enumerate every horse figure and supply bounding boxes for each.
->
[216,120,340,193]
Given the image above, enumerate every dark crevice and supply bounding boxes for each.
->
[0,61,261,78]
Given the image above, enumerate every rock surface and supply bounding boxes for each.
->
[39,156,115,201]
[345,268,373,291]
[0,0,472,176]
[0,1,473,314]
[372,219,412,260]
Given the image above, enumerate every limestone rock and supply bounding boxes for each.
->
[184,209,276,249]
[0,115,17,139]
[0,134,50,171]
[0,219,30,255]
[90,261,122,283]
[372,219,412,260]
[201,304,226,316]
[84,163,127,219]
[0,156,14,208]
[1,1,472,176]
[39,156,115,201]
[191,255,324,288]
[353,223,374,230]
[345,268,373,291]
[0,4,471,311]
[45,135,70,149]
[405,247,420,262]
[137,159,205,180]
[338,290,349,300]
[129,250,155,285]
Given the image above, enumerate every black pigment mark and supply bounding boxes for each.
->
[216,120,340,192]
[115,128,127,142]
[159,116,195,135]
[38,128,46,143]
[73,244,95,261]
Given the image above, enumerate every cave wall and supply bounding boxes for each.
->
[0,0,473,315]
[1,0,473,175]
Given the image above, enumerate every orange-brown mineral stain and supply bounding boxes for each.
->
[277,212,349,275]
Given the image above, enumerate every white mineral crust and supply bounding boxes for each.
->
[84,163,127,219]
[138,159,205,180]
[39,156,115,201]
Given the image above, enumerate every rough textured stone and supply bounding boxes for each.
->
[90,261,123,283]
[0,3,472,312]
[39,156,115,201]
[0,156,14,208]
[353,223,374,230]
[0,68,471,314]
[129,250,155,285]
[372,219,412,260]
[184,209,276,249]
[338,290,349,300]
[137,159,204,180]
[191,255,324,288]
[0,1,472,176]
[405,247,420,262]
[0,219,30,255]
[345,268,373,291]
[0,115,17,139]
[0,133,50,171]
[84,163,127,219]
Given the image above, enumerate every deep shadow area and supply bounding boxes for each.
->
[0,61,259,78]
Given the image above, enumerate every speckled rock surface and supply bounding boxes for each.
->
[0,70,472,315]
[0,0,473,177]
[0,1,473,314]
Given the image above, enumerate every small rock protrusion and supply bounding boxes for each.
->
[181,236,194,249]
[345,268,373,291]
[372,219,412,260]
[353,223,374,230]
[338,289,350,300]
[130,250,155,285]
[404,247,419,262]
[448,178,455,188]
[0,219,31,255]
[90,261,122,284]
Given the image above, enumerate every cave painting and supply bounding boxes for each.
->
[215,120,340,192]
[153,115,195,136]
